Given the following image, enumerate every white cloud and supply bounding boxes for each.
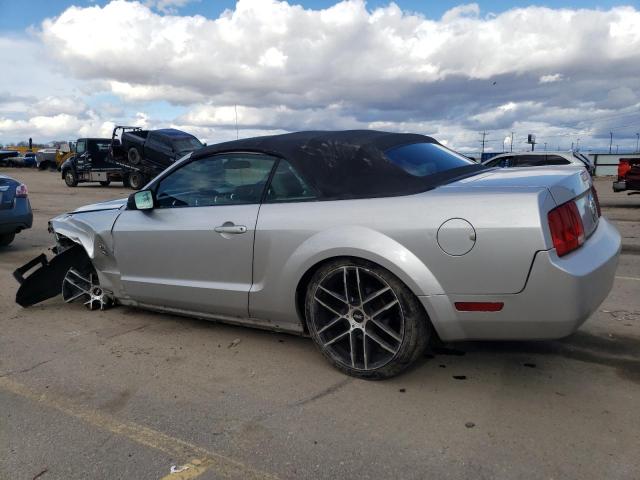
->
[539,73,563,84]
[1,1,639,150]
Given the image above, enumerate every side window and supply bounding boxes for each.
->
[545,155,570,165]
[266,159,316,202]
[513,155,541,166]
[487,156,511,167]
[155,154,276,208]
[76,141,86,155]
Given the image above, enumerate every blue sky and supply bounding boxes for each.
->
[1,0,634,31]
[0,0,639,151]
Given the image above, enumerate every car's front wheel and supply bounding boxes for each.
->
[0,233,15,247]
[305,259,429,379]
[64,170,78,187]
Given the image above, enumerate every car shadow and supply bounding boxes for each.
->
[432,330,640,384]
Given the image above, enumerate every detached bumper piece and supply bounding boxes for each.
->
[13,245,92,307]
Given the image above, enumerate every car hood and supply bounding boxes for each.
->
[70,197,127,214]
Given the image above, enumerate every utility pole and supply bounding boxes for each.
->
[616,145,619,154]
[544,142,547,151]
[636,133,639,153]
[609,132,613,154]
[571,141,574,151]
[480,131,487,156]
[510,131,514,152]
[576,138,580,152]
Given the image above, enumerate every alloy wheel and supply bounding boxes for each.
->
[311,266,405,371]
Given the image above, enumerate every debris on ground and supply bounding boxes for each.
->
[453,375,467,380]
[399,388,406,393]
[228,338,241,348]
[465,422,475,428]
[170,465,190,474]
[523,363,536,368]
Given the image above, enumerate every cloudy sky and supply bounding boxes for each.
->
[0,0,639,153]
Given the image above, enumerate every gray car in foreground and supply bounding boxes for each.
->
[0,174,33,246]
[14,131,621,379]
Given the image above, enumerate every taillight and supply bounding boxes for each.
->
[591,186,601,217]
[618,159,631,180]
[548,201,584,257]
[15,184,28,198]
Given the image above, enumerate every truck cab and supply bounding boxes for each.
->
[60,138,126,187]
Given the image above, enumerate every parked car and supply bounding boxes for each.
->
[60,138,127,187]
[483,151,595,175]
[36,148,59,170]
[121,128,203,168]
[0,150,19,163]
[0,174,33,246]
[0,151,20,167]
[14,131,620,379]
[22,152,37,168]
[613,158,640,194]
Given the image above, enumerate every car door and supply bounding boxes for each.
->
[111,152,277,318]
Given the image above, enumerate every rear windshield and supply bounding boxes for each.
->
[385,142,475,176]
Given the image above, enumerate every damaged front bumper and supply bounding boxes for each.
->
[13,244,92,307]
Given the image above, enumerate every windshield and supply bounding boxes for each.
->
[385,142,476,177]
[173,137,203,153]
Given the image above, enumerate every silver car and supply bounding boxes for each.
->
[483,151,596,175]
[14,131,621,379]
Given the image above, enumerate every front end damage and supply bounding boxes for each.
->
[13,201,125,309]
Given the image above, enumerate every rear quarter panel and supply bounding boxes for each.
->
[250,187,554,330]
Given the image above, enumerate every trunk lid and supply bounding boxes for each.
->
[447,166,599,238]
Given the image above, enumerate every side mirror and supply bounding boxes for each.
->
[127,190,155,210]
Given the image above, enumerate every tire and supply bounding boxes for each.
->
[128,172,146,190]
[64,169,78,187]
[99,181,111,187]
[305,258,429,379]
[0,233,15,247]
[122,175,131,188]
[128,147,142,165]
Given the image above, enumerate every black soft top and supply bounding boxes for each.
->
[192,130,484,199]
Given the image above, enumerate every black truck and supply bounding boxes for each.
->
[107,126,204,189]
[60,138,126,187]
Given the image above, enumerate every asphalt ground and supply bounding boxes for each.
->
[0,168,638,480]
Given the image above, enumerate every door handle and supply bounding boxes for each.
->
[214,224,247,234]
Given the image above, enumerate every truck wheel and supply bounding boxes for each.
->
[128,147,142,165]
[64,170,78,187]
[128,172,146,190]
[99,181,111,187]
[122,175,131,188]
[0,233,15,247]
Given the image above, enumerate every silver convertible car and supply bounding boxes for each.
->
[14,131,621,379]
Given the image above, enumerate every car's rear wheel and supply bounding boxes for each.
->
[305,259,429,379]
[0,233,15,247]
[64,170,78,187]
[128,147,142,165]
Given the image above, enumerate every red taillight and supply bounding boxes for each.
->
[591,186,601,217]
[548,201,584,256]
[455,302,504,312]
[15,184,28,198]
[618,159,631,180]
